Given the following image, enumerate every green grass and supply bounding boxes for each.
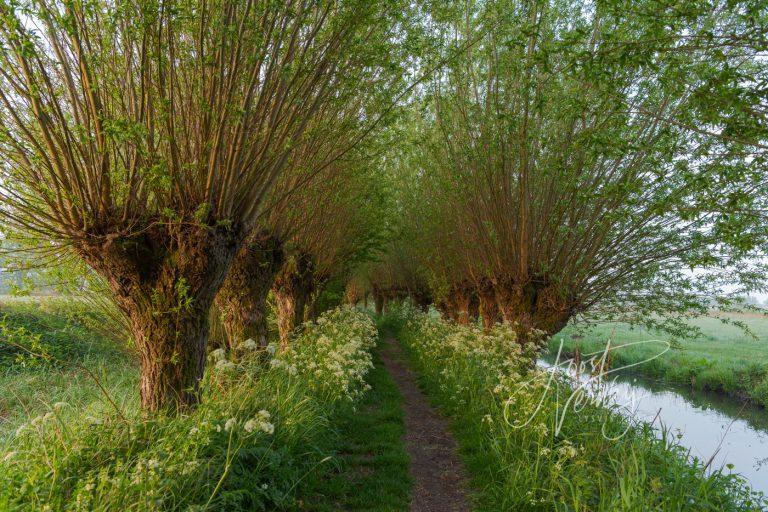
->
[548,312,768,408]
[306,342,411,511]
[0,301,389,511]
[0,296,137,437]
[390,305,766,511]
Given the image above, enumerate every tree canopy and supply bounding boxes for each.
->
[368,0,768,337]
[0,0,766,412]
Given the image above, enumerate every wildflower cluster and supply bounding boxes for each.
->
[272,306,377,402]
[0,306,379,511]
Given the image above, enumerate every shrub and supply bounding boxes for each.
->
[0,306,377,511]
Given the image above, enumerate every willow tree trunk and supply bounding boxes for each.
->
[468,293,479,323]
[77,223,238,413]
[273,253,314,348]
[215,233,284,350]
[494,278,572,340]
[477,279,500,328]
[303,282,327,323]
[133,308,210,413]
[373,287,386,316]
[448,284,473,326]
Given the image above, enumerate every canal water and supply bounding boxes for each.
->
[538,354,768,496]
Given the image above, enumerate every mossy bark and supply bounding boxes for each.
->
[77,222,238,413]
[494,278,571,339]
[273,253,314,348]
[215,232,285,350]
[477,279,500,329]
[448,283,473,326]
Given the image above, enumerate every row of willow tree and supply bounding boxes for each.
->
[356,1,768,338]
[0,0,767,413]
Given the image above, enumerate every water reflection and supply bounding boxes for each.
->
[538,354,768,495]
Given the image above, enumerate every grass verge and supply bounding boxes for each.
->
[1,304,380,511]
[306,340,411,511]
[388,305,767,511]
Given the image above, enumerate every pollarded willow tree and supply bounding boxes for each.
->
[0,0,410,412]
[404,0,768,337]
[214,60,408,350]
[212,1,425,351]
[213,108,371,351]
[362,239,433,313]
[271,151,391,345]
[213,153,370,351]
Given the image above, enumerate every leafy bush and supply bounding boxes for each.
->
[0,306,377,511]
[274,307,377,403]
[390,304,767,511]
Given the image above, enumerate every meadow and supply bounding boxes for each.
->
[0,296,137,437]
[548,313,768,408]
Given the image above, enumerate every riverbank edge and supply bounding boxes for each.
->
[388,308,767,511]
[547,340,768,410]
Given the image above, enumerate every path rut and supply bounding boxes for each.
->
[379,336,471,512]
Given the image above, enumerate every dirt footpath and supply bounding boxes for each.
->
[379,337,471,512]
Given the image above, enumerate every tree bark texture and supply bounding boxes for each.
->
[468,292,479,323]
[494,278,571,340]
[477,279,501,329]
[273,253,315,348]
[76,222,239,413]
[447,283,473,326]
[215,232,285,350]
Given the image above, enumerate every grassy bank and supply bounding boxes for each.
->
[389,305,766,511]
[0,302,381,511]
[307,340,411,511]
[0,297,136,437]
[547,313,768,408]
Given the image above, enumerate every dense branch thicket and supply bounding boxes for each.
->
[0,0,409,412]
[214,79,405,350]
[208,0,423,350]
[374,0,768,338]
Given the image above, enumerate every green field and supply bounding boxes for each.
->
[0,296,137,437]
[547,312,768,408]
